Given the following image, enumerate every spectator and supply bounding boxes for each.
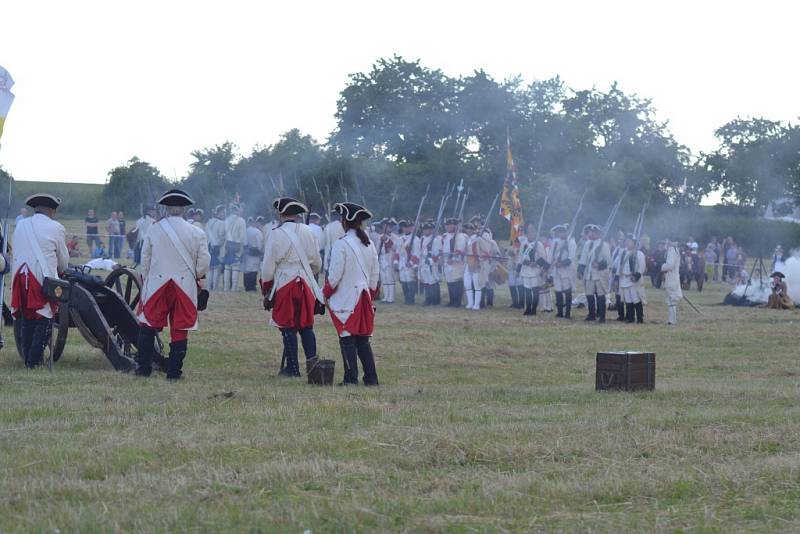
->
[85,209,100,250]
[106,211,121,259]
[724,238,738,282]
[118,210,127,255]
[92,240,106,259]
[772,245,787,273]
[686,235,699,251]
[67,235,81,258]
[708,236,721,282]
[703,245,716,283]
[15,207,28,223]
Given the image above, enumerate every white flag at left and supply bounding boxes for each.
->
[0,65,16,140]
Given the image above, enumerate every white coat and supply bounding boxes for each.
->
[661,245,683,303]
[419,234,441,284]
[138,216,211,329]
[579,239,611,281]
[323,220,345,270]
[517,236,547,288]
[260,221,321,294]
[440,231,467,283]
[550,237,577,290]
[135,215,154,244]
[225,214,246,244]
[308,222,325,253]
[377,231,400,285]
[398,233,420,283]
[242,225,265,273]
[11,213,70,319]
[326,230,380,334]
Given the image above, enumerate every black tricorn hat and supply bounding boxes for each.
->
[551,224,567,233]
[335,202,372,223]
[25,193,62,210]
[398,220,411,228]
[463,222,476,231]
[193,208,204,216]
[445,217,459,226]
[625,233,636,241]
[771,271,785,279]
[273,197,308,215]
[158,189,194,207]
[586,224,601,232]
[421,222,435,230]
[308,212,321,220]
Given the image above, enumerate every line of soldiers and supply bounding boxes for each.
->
[368,216,683,326]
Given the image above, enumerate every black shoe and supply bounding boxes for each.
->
[585,315,596,321]
[598,317,606,324]
[337,381,358,387]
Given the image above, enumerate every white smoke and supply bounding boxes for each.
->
[727,251,800,305]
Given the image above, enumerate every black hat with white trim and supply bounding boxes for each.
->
[335,202,372,223]
[193,208,204,216]
[214,204,226,214]
[273,197,308,216]
[421,222,435,230]
[551,224,567,233]
[25,193,62,210]
[770,271,785,279]
[586,224,601,232]
[157,189,194,207]
[308,212,321,221]
[445,218,459,226]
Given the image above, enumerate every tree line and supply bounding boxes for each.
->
[2,55,799,232]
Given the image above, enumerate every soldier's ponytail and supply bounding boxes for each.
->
[344,219,371,247]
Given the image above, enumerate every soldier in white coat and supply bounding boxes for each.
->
[323,210,345,274]
[242,217,265,291]
[260,198,323,377]
[397,221,420,305]
[223,203,246,291]
[133,205,156,266]
[462,222,491,310]
[376,218,400,303]
[578,224,611,323]
[550,224,577,318]
[619,234,647,323]
[440,218,467,307]
[418,222,441,306]
[609,230,627,322]
[11,194,69,368]
[205,205,227,291]
[136,189,211,379]
[323,202,380,386]
[516,223,548,316]
[660,239,683,325]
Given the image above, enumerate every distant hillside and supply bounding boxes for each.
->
[12,181,103,217]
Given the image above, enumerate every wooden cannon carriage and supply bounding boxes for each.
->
[13,266,166,371]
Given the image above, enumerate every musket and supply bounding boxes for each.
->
[683,294,703,315]
[565,189,588,242]
[451,178,464,218]
[478,193,500,238]
[427,183,453,257]
[633,193,651,249]
[338,171,348,201]
[405,184,430,265]
[600,185,630,242]
[388,185,398,216]
[533,183,553,244]
[457,187,470,222]
[312,177,329,221]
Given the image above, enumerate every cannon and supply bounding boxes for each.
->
[13,266,166,371]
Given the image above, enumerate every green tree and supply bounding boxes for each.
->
[102,157,169,215]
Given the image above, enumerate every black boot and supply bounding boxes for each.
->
[19,316,34,365]
[338,336,359,385]
[486,289,494,307]
[509,285,519,308]
[433,282,441,305]
[299,327,317,363]
[555,291,564,318]
[280,329,301,377]
[27,318,51,369]
[523,288,534,315]
[597,295,607,323]
[355,335,379,386]
[136,326,157,376]
[166,339,188,380]
[616,295,625,321]
[454,283,463,307]
[564,290,573,319]
[635,302,644,324]
[625,303,635,323]
[515,286,525,308]
[585,295,596,321]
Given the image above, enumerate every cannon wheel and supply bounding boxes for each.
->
[13,304,70,363]
[104,267,142,310]
[103,267,167,372]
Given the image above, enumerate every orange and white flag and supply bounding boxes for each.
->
[499,131,524,247]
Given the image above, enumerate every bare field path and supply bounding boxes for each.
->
[1,281,798,532]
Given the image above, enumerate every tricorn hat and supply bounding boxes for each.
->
[214,204,226,214]
[193,208,204,216]
[421,222,435,230]
[308,212,321,221]
[25,193,62,210]
[551,224,567,233]
[157,189,194,207]
[586,224,601,232]
[771,271,785,279]
[379,217,397,226]
[445,217,459,226]
[273,197,308,215]
[625,233,636,241]
[255,215,266,224]
[335,202,372,222]
[398,220,411,228]
[463,222,476,231]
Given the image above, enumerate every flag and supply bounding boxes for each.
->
[499,130,524,247]
[0,66,15,140]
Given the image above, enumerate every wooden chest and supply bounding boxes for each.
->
[595,352,655,391]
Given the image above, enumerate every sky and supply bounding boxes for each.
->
[0,0,798,187]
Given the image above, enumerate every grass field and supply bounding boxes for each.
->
[1,240,799,531]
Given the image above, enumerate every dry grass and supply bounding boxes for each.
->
[1,259,799,531]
